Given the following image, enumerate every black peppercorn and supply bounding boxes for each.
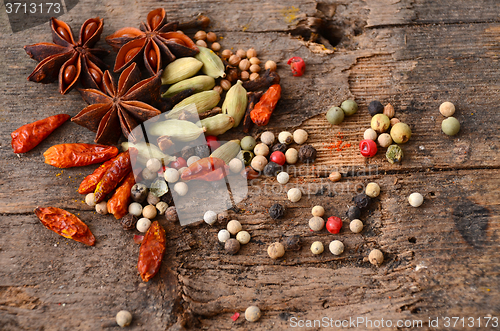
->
[353,194,372,209]
[298,145,317,163]
[120,214,138,230]
[165,206,179,222]
[269,203,285,220]
[271,143,287,154]
[368,101,384,116]
[194,144,210,158]
[263,162,282,177]
[160,190,174,206]
[283,235,302,251]
[346,206,361,220]
[180,146,196,160]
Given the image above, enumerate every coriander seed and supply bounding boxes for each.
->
[250,64,261,73]
[221,49,232,59]
[228,55,241,66]
[220,79,231,90]
[239,59,251,71]
[194,30,207,40]
[383,103,395,118]
[236,49,246,58]
[196,39,207,48]
[240,70,250,81]
[211,42,221,52]
[249,72,259,80]
[246,48,257,58]
[206,31,217,42]
[265,60,277,71]
[249,57,261,65]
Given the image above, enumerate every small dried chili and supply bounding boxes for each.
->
[138,221,166,282]
[107,171,135,220]
[250,84,281,126]
[43,143,118,168]
[11,114,70,153]
[287,56,305,77]
[94,151,131,203]
[34,207,95,246]
[180,157,229,181]
[78,158,115,194]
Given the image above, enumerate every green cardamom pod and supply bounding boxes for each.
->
[121,142,176,165]
[210,139,241,164]
[161,75,215,98]
[161,57,203,85]
[222,80,248,127]
[171,90,221,114]
[195,46,226,79]
[148,119,206,142]
[200,114,235,136]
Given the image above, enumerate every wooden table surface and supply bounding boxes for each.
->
[1,0,499,330]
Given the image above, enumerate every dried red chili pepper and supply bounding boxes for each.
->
[43,143,118,168]
[11,114,70,153]
[138,221,166,282]
[180,157,229,181]
[78,158,115,194]
[34,207,95,246]
[94,151,131,203]
[250,84,281,126]
[107,171,135,219]
[287,56,305,77]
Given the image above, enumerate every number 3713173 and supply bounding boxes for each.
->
[6,2,61,14]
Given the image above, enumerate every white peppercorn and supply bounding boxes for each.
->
[128,202,143,216]
[278,131,293,144]
[369,249,384,266]
[311,205,325,217]
[377,133,393,147]
[310,241,324,254]
[96,201,108,215]
[163,168,179,183]
[142,168,156,180]
[408,192,424,207]
[277,172,289,184]
[254,143,270,156]
[147,192,160,205]
[227,220,242,235]
[156,201,168,215]
[365,182,381,198]
[293,129,308,144]
[439,101,455,117]
[309,216,324,231]
[267,242,285,259]
[136,217,151,233]
[85,193,96,207]
[287,188,302,202]
[204,210,217,225]
[349,219,363,233]
[178,167,187,179]
[143,205,157,219]
[285,148,298,164]
[265,60,277,71]
[174,182,189,196]
[116,310,133,327]
[146,158,162,172]
[131,183,148,203]
[187,155,201,166]
[229,158,243,173]
[251,155,268,172]
[245,306,261,322]
[236,230,251,244]
[364,128,378,141]
[329,240,344,255]
[218,229,231,243]
[329,171,341,182]
[260,131,275,145]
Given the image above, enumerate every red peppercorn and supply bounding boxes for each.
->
[170,157,187,169]
[287,57,305,77]
[205,135,220,151]
[326,216,342,234]
[359,139,377,158]
[269,151,286,165]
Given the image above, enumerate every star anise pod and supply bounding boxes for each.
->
[24,17,109,94]
[105,8,202,76]
[71,63,162,145]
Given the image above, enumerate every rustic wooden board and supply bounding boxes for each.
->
[1,0,500,330]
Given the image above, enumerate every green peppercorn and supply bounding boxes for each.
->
[390,122,412,144]
[241,136,257,151]
[441,117,460,136]
[326,106,344,125]
[368,100,384,116]
[241,150,254,166]
[386,144,404,164]
[341,99,358,116]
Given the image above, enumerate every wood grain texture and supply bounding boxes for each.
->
[1,0,500,330]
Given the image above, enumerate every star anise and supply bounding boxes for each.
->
[105,8,202,76]
[24,17,109,94]
[71,63,162,145]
